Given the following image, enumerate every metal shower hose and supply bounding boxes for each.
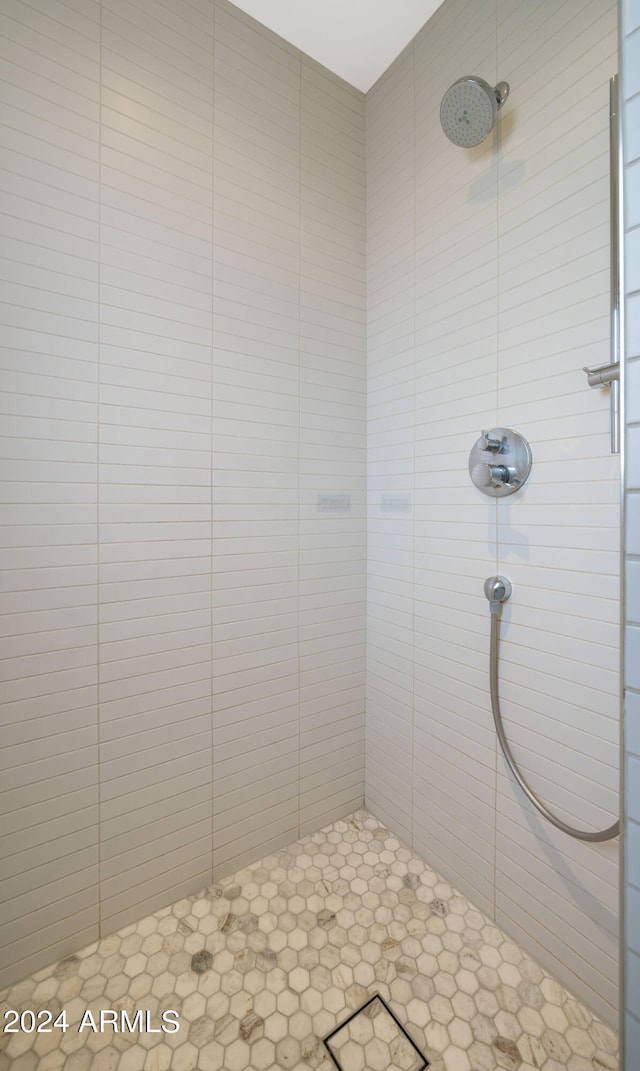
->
[489,609,619,842]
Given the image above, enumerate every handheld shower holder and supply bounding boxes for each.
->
[484,575,511,614]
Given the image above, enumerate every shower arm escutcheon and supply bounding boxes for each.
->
[485,576,619,842]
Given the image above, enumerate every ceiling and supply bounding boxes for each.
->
[227,0,444,93]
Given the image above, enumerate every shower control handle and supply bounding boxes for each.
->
[468,427,532,498]
[471,462,513,488]
[481,431,506,454]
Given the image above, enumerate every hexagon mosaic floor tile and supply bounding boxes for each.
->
[325,995,427,1071]
[0,810,619,1071]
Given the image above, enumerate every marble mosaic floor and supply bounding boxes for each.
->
[0,810,618,1071]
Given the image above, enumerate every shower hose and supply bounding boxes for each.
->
[489,607,619,842]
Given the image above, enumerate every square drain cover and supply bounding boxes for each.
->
[323,994,429,1071]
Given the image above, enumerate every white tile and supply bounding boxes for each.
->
[627,628,640,695]
[623,0,640,35]
[626,98,640,191]
[628,424,640,490]
[626,223,640,297]
[627,295,640,366]
[626,1009,640,1061]
[623,26,640,101]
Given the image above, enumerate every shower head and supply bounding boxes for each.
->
[440,76,509,147]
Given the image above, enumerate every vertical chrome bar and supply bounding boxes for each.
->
[610,75,620,454]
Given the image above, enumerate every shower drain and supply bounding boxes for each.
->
[323,993,429,1071]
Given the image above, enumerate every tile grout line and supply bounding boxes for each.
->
[411,36,417,854]
[493,0,501,925]
[214,0,219,891]
[97,0,103,943]
[297,49,302,840]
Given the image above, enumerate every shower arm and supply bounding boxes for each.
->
[486,578,619,842]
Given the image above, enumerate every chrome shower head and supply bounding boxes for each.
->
[440,76,509,147]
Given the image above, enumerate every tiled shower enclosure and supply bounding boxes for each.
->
[0,813,619,1070]
[0,0,623,1057]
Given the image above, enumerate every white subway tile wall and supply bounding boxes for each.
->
[212,1,302,876]
[623,0,640,1059]
[0,0,628,1035]
[365,39,416,848]
[0,0,101,985]
[298,59,366,837]
[366,0,620,1026]
[99,0,215,936]
[0,0,366,988]
[495,0,619,1023]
